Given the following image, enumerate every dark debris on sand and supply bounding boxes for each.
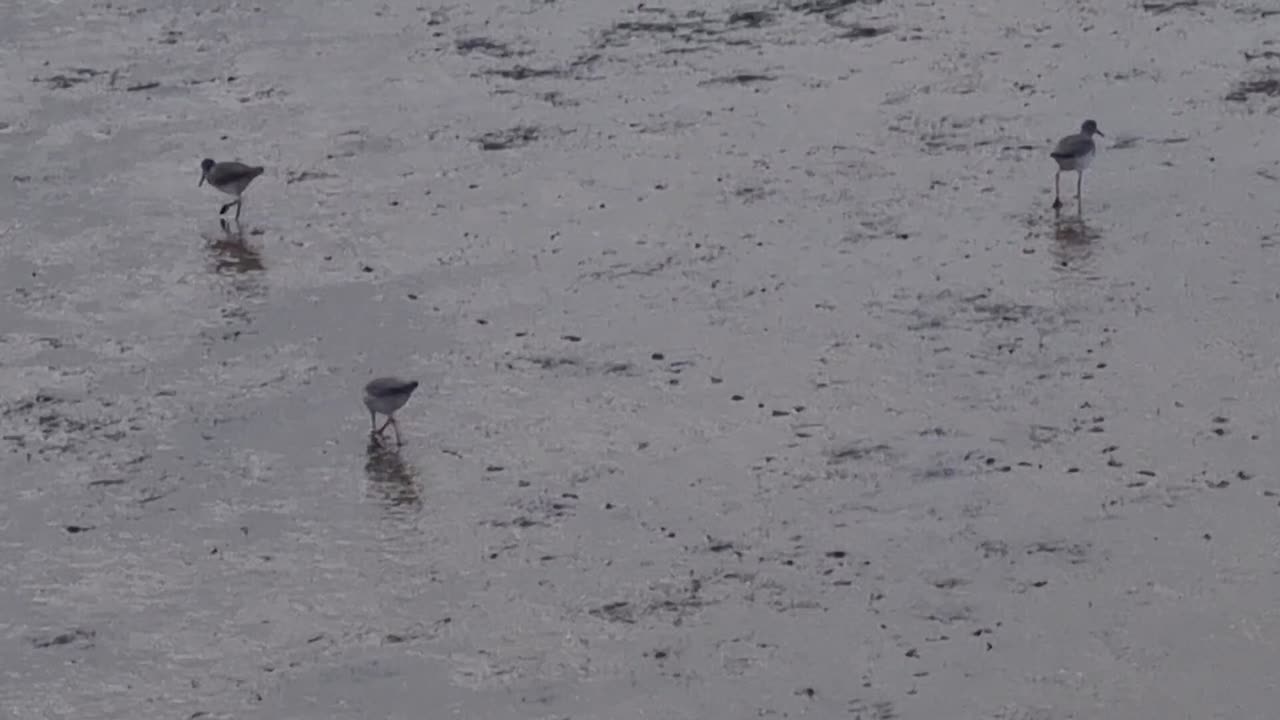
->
[1225,73,1280,102]
[473,125,554,150]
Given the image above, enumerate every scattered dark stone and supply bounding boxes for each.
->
[485,465,504,472]
[476,318,488,324]
[708,540,735,552]
[731,394,744,401]
[771,409,790,417]
[63,525,92,534]
[125,81,160,91]
[825,550,847,559]
[651,352,665,360]
[653,649,669,659]
[562,334,582,342]
[1207,479,1230,489]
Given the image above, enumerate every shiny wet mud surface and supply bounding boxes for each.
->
[3,0,1280,718]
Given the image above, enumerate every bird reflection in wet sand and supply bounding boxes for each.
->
[1051,216,1101,272]
[207,230,265,275]
[364,438,421,512]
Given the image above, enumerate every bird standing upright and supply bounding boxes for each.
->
[1050,119,1103,212]
[363,377,421,446]
[199,158,264,223]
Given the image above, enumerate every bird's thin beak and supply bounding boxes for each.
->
[198,175,205,187]
[1096,130,1105,137]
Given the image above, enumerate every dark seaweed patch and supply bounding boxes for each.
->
[727,9,775,27]
[1225,74,1280,102]
[34,67,107,90]
[837,24,889,39]
[700,72,776,86]
[1141,0,1200,12]
[30,628,96,649]
[483,65,562,80]
[474,125,543,150]
[455,37,525,58]
[787,0,879,17]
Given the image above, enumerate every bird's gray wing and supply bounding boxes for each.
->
[208,161,263,185]
[1050,134,1092,159]
[365,378,417,397]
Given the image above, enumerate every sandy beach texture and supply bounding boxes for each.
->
[3,0,1280,717]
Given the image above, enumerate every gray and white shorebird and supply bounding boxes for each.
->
[1050,119,1104,211]
[199,158,265,223]
[363,377,420,446]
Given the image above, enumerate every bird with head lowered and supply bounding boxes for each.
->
[199,158,265,224]
[363,377,420,446]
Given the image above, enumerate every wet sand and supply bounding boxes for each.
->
[3,0,1280,718]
